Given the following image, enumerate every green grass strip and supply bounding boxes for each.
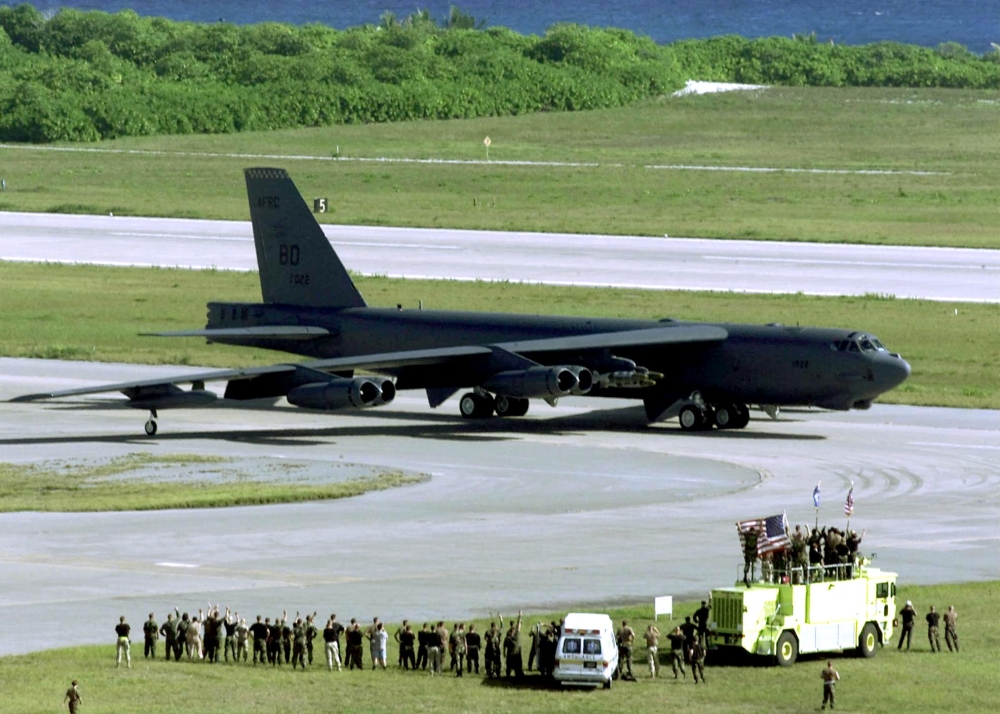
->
[2,581,996,713]
[0,455,426,512]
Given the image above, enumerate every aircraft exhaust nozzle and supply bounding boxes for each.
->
[567,367,593,395]
[373,379,396,406]
[482,365,590,399]
[286,378,385,411]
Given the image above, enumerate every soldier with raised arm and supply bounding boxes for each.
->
[503,611,524,678]
[484,614,503,678]
[159,612,178,662]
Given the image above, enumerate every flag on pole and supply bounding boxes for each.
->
[737,513,791,556]
[844,485,855,516]
[812,483,821,508]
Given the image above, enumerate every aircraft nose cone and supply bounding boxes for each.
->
[876,354,911,391]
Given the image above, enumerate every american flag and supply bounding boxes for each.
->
[845,486,855,516]
[737,513,791,556]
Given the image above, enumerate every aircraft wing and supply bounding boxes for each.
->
[10,326,722,403]
[493,324,728,354]
[9,345,493,402]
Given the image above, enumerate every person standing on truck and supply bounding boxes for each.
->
[926,605,941,652]
[944,606,960,652]
[821,661,840,710]
[643,624,660,678]
[743,525,760,586]
[694,599,711,646]
[897,601,916,651]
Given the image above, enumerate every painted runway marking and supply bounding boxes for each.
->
[156,562,199,568]
[906,442,1000,451]
[0,143,949,177]
[703,255,1000,271]
[109,232,458,251]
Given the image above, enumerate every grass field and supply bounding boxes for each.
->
[2,581,997,714]
[1,87,997,248]
[0,453,425,512]
[2,261,997,409]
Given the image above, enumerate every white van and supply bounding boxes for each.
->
[553,613,619,689]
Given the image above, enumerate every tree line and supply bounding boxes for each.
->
[0,4,997,142]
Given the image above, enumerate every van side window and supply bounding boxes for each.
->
[561,638,581,655]
[583,638,602,655]
[876,582,889,598]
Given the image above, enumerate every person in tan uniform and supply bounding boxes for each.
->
[821,661,840,709]
[944,605,959,652]
[616,619,635,680]
[643,624,660,678]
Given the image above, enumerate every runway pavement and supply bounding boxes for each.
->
[1,212,997,302]
[1,358,997,656]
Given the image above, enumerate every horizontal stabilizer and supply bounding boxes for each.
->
[144,326,330,340]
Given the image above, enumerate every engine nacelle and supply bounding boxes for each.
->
[286,378,393,411]
[482,366,590,399]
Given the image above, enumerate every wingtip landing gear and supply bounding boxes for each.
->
[144,409,158,436]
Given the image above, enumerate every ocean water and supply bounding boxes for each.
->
[26,0,1000,53]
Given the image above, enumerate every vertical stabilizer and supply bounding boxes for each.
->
[244,168,366,308]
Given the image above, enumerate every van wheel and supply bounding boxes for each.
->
[858,622,878,658]
[776,631,798,667]
[603,678,611,690]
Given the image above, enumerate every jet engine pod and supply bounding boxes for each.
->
[482,365,583,399]
[286,378,383,410]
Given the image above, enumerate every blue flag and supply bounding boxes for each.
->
[812,483,821,508]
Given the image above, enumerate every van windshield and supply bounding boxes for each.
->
[562,638,581,655]
[583,638,602,655]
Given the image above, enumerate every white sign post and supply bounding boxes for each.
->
[483,136,491,161]
[654,595,673,621]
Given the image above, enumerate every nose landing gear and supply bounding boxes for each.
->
[144,409,158,436]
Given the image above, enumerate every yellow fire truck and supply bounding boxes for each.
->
[710,562,897,666]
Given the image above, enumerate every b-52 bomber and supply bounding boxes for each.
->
[13,168,911,435]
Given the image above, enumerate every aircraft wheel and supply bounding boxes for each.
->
[459,392,495,419]
[678,404,705,432]
[775,631,798,667]
[495,396,529,418]
[714,404,736,429]
[144,419,158,436]
[732,403,751,429]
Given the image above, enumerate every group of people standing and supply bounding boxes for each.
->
[617,600,712,684]
[896,601,960,653]
[114,607,544,679]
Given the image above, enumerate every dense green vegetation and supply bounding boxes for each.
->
[2,262,997,409]
[0,3,998,142]
[0,452,425,511]
[2,582,997,714]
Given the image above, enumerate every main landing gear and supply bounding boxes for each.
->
[678,401,750,432]
[458,391,530,419]
[144,409,159,436]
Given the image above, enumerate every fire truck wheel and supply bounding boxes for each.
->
[858,622,879,658]
[775,631,798,667]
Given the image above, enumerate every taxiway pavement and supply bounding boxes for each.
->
[1,212,997,302]
[1,358,997,656]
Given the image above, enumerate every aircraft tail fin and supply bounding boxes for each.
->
[244,168,366,308]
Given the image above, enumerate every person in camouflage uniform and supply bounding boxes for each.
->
[143,612,159,659]
[292,617,308,669]
[305,613,319,665]
[484,616,503,678]
[159,613,178,662]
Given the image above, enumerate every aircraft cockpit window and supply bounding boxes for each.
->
[873,338,887,351]
[860,339,876,352]
[848,341,860,353]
